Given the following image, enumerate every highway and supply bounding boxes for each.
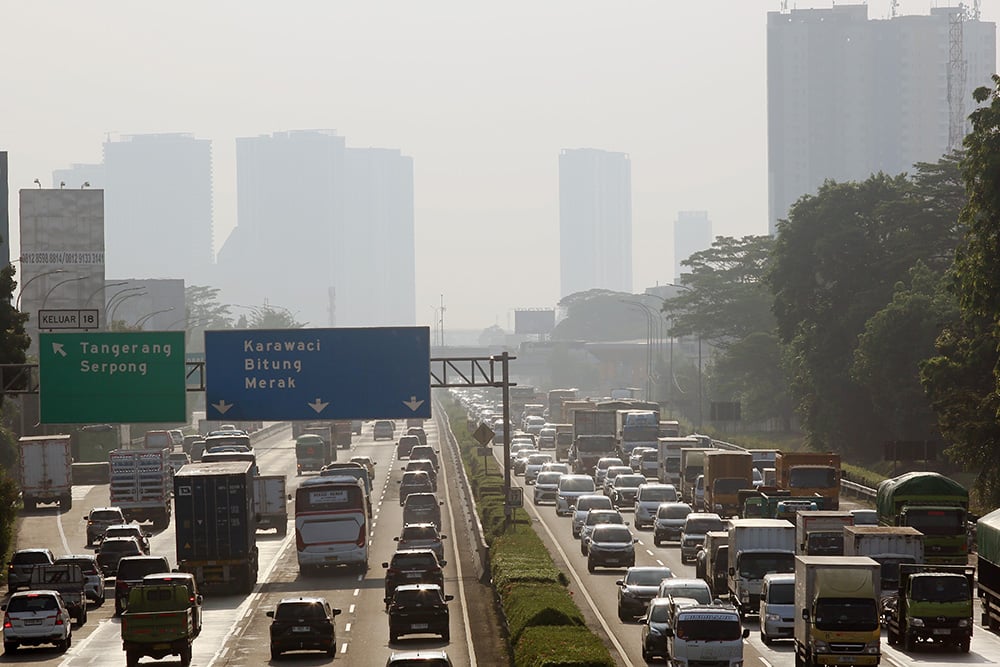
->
[6,419,483,666]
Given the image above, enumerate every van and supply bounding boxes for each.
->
[666,602,749,667]
[759,573,795,644]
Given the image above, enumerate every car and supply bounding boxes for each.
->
[6,548,55,592]
[113,555,170,616]
[512,449,539,476]
[694,474,705,510]
[189,439,207,461]
[394,523,447,561]
[2,589,72,653]
[54,554,105,605]
[101,523,151,554]
[398,470,434,506]
[523,416,546,435]
[382,549,446,608]
[594,457,625,486]
[609,473,647,508]
[586,524,637,572]
[617,566,675,621]
[680,513,726,563]
[168,451,191,474]
[580,509,628,554]
[655,577,713,604]
[538,427,557,450]
[349,455,377,480]
[533,471,563,505]
[385,650,454,666]
[634,484,680,529]
[96,537,143,577]
[167,429,184,449]
[142,572,203,636]
[601,465,634,495]
[759,572,795,644]
[407,446,439,471]
[541,461,570,475]
[523,453,553,484]
[555,475,598,517]
[402,459,438,492]
[403,493,443,529]
[850,508,879,526]
[653,502,694,546]
[508,443,534,468]
[571,494,615,537]
[396,435,420,458]
[640,597,674,662]
[629,446,654,472]
[374,420,395,441]
[406,426,428,447]
[388,583,452,642]
[266,596,341,659]
[84,506,126,546]
[181,434,202,455]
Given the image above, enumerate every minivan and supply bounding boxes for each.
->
[759,573,795,644]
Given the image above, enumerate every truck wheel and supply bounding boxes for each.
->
[794,650,804,667]
[79,605,87,625]
[887,626,897,645]
[904,631,915,652]
[960,638,970,653]
[60,494,72,511]
[761,631,771,645]
[180,646,192,666]
[653,535,661,547]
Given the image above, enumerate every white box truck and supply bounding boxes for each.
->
[727,518,796,619]
[795,510,854,555]
[18,435,73,511]
[253,475,289,536]
[843,525,924,595]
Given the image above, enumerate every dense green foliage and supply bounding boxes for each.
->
[514,626,616,667]
[3,264,32,566]
[551,289,649,341]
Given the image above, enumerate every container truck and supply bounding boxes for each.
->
[572,409,617,441]
[774,451,841,510]
[561,399,595,426]
[174,461,259,594]
[727,518,796,619]
[876,471,968,565]
[794,556,881,667]
[509,385,537,422]
[843,525,924,595]
[703,450,753,517]
[658,420,681,438]
[332,420,353,449]
[18,435,73,511]
[546,388,578,422]
[253,475,289,536]
[109,448,172,528]
[570,435,619,476]
[883,563,974,652]
[795,510,854,556]
[656,437,699,487]
[977,506,1000,631]
[616,409,660,456]
[679,447,713,505]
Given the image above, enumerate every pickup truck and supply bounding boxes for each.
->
[120,582,198,667]
[28,563,87,625]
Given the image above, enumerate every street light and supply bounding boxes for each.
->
[108,291,146,327]
[665,284,703,430]
[40,275,88,310]
[133,307,175,330]
[15,269,67,310]
[84,281,129,307]
[621,299,656,402]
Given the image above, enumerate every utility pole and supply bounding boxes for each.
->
[438,294,445,347]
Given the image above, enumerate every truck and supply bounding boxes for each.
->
[883,564,974,652]
[976,506,1000,631]
[17,435,73,511]
[74,425,120,463]
[727,519,796,619]
[795,510,854,556]
[843,525,924,595]
[552,424,574,461]
[657,437,699,487]
[570,435,619,476]
[703,450,753,517]
[547,388,578,422]
[28,563,87,624]
[120,582,197,667]
[253,475,289,536]
[665,602,749,667]
[509,385,537,423]
[679,447,713,505]
[774,451,841,510]
[659,420,681,438]
[876,471,969,565]
[332,420,353,449]
[573,409,617,442]
[741,489,824,520]
[700,530,730,598]
[794,556,881,667]
[174,461,259,594]
[561,399,595,426]
[109,449,172,529]
[616,409,660,456]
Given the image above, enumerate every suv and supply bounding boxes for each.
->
[555,475,598,517]
[680,513,726,563]
[571,494,615,537]
[266,596,341,659]
[408,445,439,470]
[398,471,434,506]
[653,502,694,546]
[580,509,627,554]
[587,524,637,572]
[403,493,442,529]
[406,426,427,447]
[55,554,105,605]
[634,484,680,529]
[114,555,170,616]
[396,435,420,458]
[2,589,72,653]
[142,572,203,636]
[386,650,454,666]
[382,549,446,608]
[388,584,452,642]
[374,420,395,441]
[101,524,151,554]
[96,537,143,577]
[7,548,55,591]
[616,566,675,621]
[403,459,438,492]
[84,506,126,546]
[394,523,447,561]
[608,473,646,508]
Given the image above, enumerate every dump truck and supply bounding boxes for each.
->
[727,518,796,619]
[977,506,1000,632]
[120,581,198,666]
[109,449,172,529]
[843,525,924,595]
[794,556,881,667]
[703,450,753,517]
[18,435,73,511]
[174,461,258,593]
[774,451,841,510]
[883,564,974,652]
[876,471,969,565]
[795,510,854,556]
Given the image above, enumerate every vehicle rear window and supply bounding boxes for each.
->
[405,495,435,508]
[101,541,139,554]
[7,595,57,613]
[276,602,326,620]
[392,554,437,569]
[393,589,440,605]
[91,510,123,522]
[402,525,438,540]
[117,558,169,580]
[12,551,51,564]
[56,558,98,575]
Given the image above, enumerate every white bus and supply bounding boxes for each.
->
[294,477,368,573]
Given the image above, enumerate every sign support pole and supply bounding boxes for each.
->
[501,351,512,524]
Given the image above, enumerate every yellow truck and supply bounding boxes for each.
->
[775,451,841,511]
[703,450,753,517]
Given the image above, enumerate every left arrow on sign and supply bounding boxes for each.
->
[52,342,67,358]
[212,400,233,415]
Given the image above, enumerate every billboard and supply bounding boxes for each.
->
[515,309,555,335]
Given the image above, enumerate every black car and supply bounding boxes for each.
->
[6,548,54,592]
[616,566,674,621]
[113,555,170,616]
[398,471,434,506]
[403,459,438,492]
[397,435,420,459]
[266,596,341,659]
[388,584,452,642]
[383,549,446,608]
[96,537,143,578]
[403,493,443,529]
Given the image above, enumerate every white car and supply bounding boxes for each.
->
[571,494,615,538]
[524,453,553,484]
[541,462,570,475]
[533,471,563,505]
[2,589,73,653]
[634,484,680,529]
[555,475,598,517]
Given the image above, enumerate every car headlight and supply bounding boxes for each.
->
[766,613,781,622]
[910,618,924,627]
[814,641,829,652]
[864,643,880,654]
[958,618,970,627]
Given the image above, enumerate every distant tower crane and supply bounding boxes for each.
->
[947,4,969,152]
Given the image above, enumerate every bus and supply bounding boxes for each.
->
[294,477,369,573]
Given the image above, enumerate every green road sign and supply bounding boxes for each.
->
[39,331,186,423]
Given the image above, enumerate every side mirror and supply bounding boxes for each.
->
[742,628,750,638]
[393,537,400,542]
[625,521,630,526]
[439,501,444,506]
[332,608,342,616]
[397,480,401,485]
[663,627,674,637]
[439,560,447,567]
[266,611,274,618]
[196,594,203,604]
[802,609,810,620]
[729,567,735,576]
[144,532,152,538]
[440,535,447,540]
[287,494,292,501]
[615,580,625,586]
[444,594,454,602]
[382,562,389,569]
[633,538,639,544]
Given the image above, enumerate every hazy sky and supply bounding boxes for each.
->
[4,1,999,330]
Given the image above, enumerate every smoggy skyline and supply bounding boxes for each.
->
[4,1,1000,329]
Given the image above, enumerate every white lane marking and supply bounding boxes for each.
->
[646,549,654,556]
[340,643,348,653]
[345,622,352,632]
[349,604,355,614]
[56,507,71,555]
[758,658,772,667]
[353,588,360,597]
[656,560,664,566]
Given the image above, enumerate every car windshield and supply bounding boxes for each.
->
[738,552,795,579]
[648,604,671,623]
[527,454,551,465]
[587,512,624,525]
[275,602,326,620]
[661,583,711,603]
[561,478,596,492]
[814,599,878,632]
[676,615,742,641]
[659,504,692,519]
[626,569,673,586]
[615,475,645,488]
[641,487,677,502]
[768,582,795,604]
[402,526,439,540]
[577,496,613,511]
[910,576,970,603]
[594,526,632,542]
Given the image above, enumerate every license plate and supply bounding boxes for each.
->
[23,619,41,626]
[411,623,428,630]
[933,628,951,635]
[406,572,422,578]
[153,643,170,650]
[292,626,311,632]
[324,555,338,562]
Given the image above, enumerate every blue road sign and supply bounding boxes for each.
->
[204,327,431,421]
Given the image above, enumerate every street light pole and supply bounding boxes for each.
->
[622,300,655,402]
[133,307,175,330]
[109,292,145,328]
[665,283,703,430]
[15,269,68,310]
[84,281,128,307]
[40,275,88,311]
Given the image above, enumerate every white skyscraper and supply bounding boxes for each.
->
[674,211,712,282]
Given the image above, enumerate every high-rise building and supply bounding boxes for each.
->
[559,148,632,298]
[102,134,214,282]
[1,152,9,266]
[767,6,996,234]
[52,163,105,191]
[674,211,712,282]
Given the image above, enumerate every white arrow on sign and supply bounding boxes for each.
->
[212,400,233,415]
[308,398,329,414]
[52,342,67,358]
[403,396,425,412]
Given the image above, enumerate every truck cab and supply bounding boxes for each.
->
[884,564,973,653]
[664,602,749,667]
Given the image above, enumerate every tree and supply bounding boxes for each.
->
[184,286,233,351]
[242,305,304,329]
[551,290,648,342]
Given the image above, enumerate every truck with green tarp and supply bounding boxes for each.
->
[977,507,1000,632]
[876,471,969,565]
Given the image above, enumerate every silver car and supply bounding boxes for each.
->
[634,484,679,529]
[523,453,553,485]
[759,573,795,643]
[555,475,597,517]
[394,523,447,561]
[54,555,105,605]
[2,589,72,653]
[533,471,563,505]
[570,494,615,537]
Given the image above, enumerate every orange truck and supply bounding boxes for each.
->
[775,452,842,511]
[703,451,754,517]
